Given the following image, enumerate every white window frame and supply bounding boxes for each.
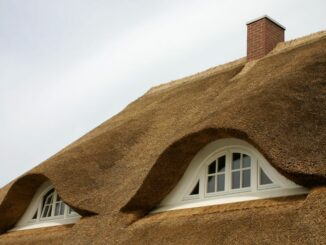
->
[11,181,80,231]
[153,138,308,213]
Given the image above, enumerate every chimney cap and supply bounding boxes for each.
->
[246,15,286,30]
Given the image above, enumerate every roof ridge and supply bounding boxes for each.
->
[269,30,326,56]
[232,30,326,81]
[146,57,246,95]
[146,30,325,96]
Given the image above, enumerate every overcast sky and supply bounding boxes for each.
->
[0,0,325,187]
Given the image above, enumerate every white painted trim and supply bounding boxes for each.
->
[153,138,308,213]
[246,15,286,30]
[11,181,80,231]
[153,188,307,213]
[10,217,80,232]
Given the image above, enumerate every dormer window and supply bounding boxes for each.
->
[186,150,278,200]
[13,182,80,231]
[154,138,308,213]
[30,188,77,221]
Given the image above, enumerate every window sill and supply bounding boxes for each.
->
[153,187,308,213]
[9,216,80,232]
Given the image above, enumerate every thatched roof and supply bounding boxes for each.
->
[0,31,325,244]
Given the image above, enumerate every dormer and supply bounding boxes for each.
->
[12,181,80,231]
[154,138,308,213]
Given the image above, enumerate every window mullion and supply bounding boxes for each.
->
[226,150,230,192]
[64,203,68,218]
[240,154,243,188]
[253,158,258,191]
[215,161,218,193]
[200,169,205,199]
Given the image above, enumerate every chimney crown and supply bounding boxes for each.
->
[247,15,285,61]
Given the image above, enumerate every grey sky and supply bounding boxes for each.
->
[0,0,325,187]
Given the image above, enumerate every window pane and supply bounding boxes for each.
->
[232,171,240,189]
[242,169,251,188]
[47,206,52,217]
[207,176,215,193]
[42,205,52,218]
[45,195,53,205]
[217,156,226,172]
[68,208,78,215]
[68,208,78,216]
[208,161,216,174]
[55,203,60,216]
[55,202,65,216]
[260,168,273,185]
[243,154,251,168]
[42,189,54,207]
[217,174,225,192]
[232,153,241,170]
[190,181,200,195]
[32,209,38,220]
[42,206,49,218]
[60,203,65,215]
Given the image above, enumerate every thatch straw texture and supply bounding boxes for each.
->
[0,31,325,244]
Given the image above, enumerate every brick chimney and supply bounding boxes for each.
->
[247,15,285,61]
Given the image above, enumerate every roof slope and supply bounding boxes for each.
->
[0,31,325,244]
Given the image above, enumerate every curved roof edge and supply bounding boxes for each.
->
[121,128,324,214]
[0,174,96,234]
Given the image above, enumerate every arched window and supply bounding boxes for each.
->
[154,138,308,213]
[13,182,80,231]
